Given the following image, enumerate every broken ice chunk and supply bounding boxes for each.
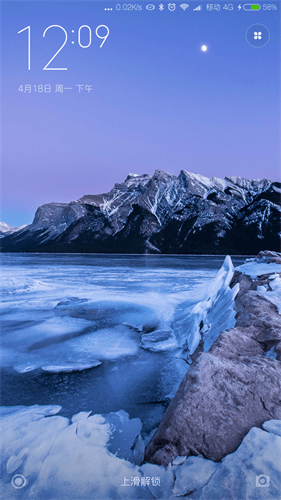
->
[173,455,219,497]
[41,361,101,373]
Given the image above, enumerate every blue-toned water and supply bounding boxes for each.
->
[1,254,245,435]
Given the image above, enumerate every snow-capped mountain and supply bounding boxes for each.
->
[1,170,280,254]
[0,222,27,238]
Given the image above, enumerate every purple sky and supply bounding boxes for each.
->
[1,2,280,226]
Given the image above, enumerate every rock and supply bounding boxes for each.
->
[255,250,281,265]
[144,258,281,466]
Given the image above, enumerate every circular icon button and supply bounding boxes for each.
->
[246,24,270,48]
[11,474,27,489]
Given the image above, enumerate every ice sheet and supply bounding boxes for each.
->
[172,456,219,497]
[236,262,281,278]
[102,409,144,465]
[10,324,139,373]
[1,256,220,376]
[198,427,281,500]
[262,419,281,437]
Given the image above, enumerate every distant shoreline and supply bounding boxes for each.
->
[0,252,255,257]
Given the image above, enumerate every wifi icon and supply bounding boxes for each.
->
[180,3,189,9]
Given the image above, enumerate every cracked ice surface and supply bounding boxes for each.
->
[0,406,151,500]
[1,406,281,500]
[2,255,231,437]
[1,254,226,376]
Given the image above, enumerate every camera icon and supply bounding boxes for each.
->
[256,474,270,488]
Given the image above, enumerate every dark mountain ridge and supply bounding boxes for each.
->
[1,170,280,254]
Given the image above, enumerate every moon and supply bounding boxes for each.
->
[201,45,208,52]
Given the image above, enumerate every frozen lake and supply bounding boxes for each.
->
[1,254,246,437]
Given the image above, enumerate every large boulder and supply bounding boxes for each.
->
[144,253,281,466]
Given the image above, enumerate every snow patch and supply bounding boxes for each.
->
[257,275,281,314]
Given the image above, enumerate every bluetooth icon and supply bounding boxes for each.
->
[159,3,164,10]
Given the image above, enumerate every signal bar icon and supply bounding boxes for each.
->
[193,4,202,10]
[180,3,189,10]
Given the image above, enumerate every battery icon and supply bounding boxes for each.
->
[243,4,261,10]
